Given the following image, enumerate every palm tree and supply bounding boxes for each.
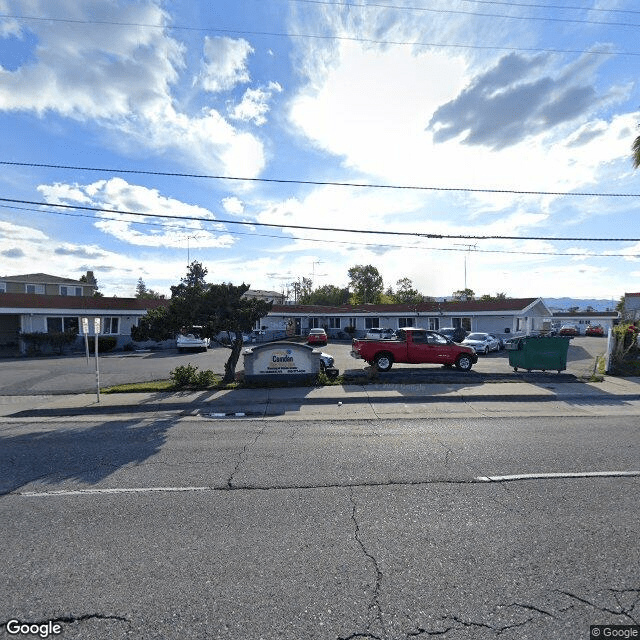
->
[633,134,640,169]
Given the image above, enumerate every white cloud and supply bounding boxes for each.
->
[222,197,244,215]
[198,36,253,93]
[0,2,266,177]
[37,178,236,249]
[228,82,282,126]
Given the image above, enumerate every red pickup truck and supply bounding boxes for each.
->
[351,328,478,372]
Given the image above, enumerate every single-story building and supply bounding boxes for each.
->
[257,298,554,341]
[0,292,167,353]
[551,311,619,335]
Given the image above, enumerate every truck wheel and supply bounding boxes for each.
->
[374,353,393,372]
[455,354,473,371]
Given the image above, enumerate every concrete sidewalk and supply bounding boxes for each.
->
[2,376,640,420]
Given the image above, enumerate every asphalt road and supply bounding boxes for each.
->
[1,414,638,639]
[0,336,607,394]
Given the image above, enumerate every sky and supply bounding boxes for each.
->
[0,0,639,302]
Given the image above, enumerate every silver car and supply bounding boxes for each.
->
[461,332,501,355]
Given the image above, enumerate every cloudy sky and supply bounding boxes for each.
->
[0,0,638,301]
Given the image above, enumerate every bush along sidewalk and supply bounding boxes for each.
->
[170,364,219,389]
[610,323,640,375]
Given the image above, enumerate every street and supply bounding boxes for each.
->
[1,413,638,639]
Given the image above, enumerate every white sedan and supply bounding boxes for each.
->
[461,332,501,354]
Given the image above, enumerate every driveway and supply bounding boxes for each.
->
[0,337,607,395]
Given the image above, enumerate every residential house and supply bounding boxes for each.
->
[0,271,98,297]
[623,293,640,322]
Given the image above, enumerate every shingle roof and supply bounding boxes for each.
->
[0,293,168,311]
[271,298,542,314]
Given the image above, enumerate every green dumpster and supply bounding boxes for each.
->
[508,336,571,373]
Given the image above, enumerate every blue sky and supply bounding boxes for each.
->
[0,0,639,300]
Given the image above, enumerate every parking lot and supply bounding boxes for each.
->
[0,336,608,395]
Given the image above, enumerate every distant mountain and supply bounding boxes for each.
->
[543,298,618,312]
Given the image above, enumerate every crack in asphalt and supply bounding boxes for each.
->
[226,426,266,489]
[341,487,386,640]
[558,589,640,624]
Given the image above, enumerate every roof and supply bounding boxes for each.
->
[553,311,618,318]
[271,298,544,315]
[0,293,168,312]
[0,273,87,285]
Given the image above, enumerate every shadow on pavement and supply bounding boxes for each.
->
[0,416,175,494]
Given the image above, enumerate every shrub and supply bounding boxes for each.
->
[20,331,78,354]
[87,336,117,353]
[170,364,217,388]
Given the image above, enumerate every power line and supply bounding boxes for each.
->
[2,201,637,258]
[2,162,639,198]
[461,0,640,16]
[1,13,637,57]
[2,196,640,243]
[282,0,640,28]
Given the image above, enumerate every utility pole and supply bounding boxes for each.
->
[453,243,477,291]
[186,234,200,266]
[311,260,326,288]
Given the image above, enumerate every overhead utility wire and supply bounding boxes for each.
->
[0,14,636,57]
[283,0,640,27]
[461,0,640,16]
[2,162,638,198]
[2,197,639,243]
[2,202,636,258]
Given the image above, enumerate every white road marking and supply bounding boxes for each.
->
[18,486,213,497]
[476,471,640,482]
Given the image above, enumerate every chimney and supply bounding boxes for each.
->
[85,270,96,284]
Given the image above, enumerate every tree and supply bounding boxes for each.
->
[348,265,384,304]
[479,292,508,302]
[300,284,350,306]
[393,277,423,304]
[132,262,272,383]
[452,288,475,301]
[79,272,104,297]
[135,277,165,299]
[633,133,640,169]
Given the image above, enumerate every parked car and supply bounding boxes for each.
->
[351,328,477,372]
[364,328,395,340]
[307,328,328,345]
[461,332,501,354]
[176,327,210,352]
[559,325,579,336]
[585,324,604,337]
[437,327,468,343]
[488,333,505,350]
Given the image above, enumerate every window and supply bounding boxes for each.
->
[428,317,440,330]
[365,317,380,329]
[328,317,341,329]
[26,284,45,294]
[102,317,120,334]
[0,282,6,293]
[398,318,414,328]
[309,317,321,329]
[46,317,79,334]
[60,286,82,296]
